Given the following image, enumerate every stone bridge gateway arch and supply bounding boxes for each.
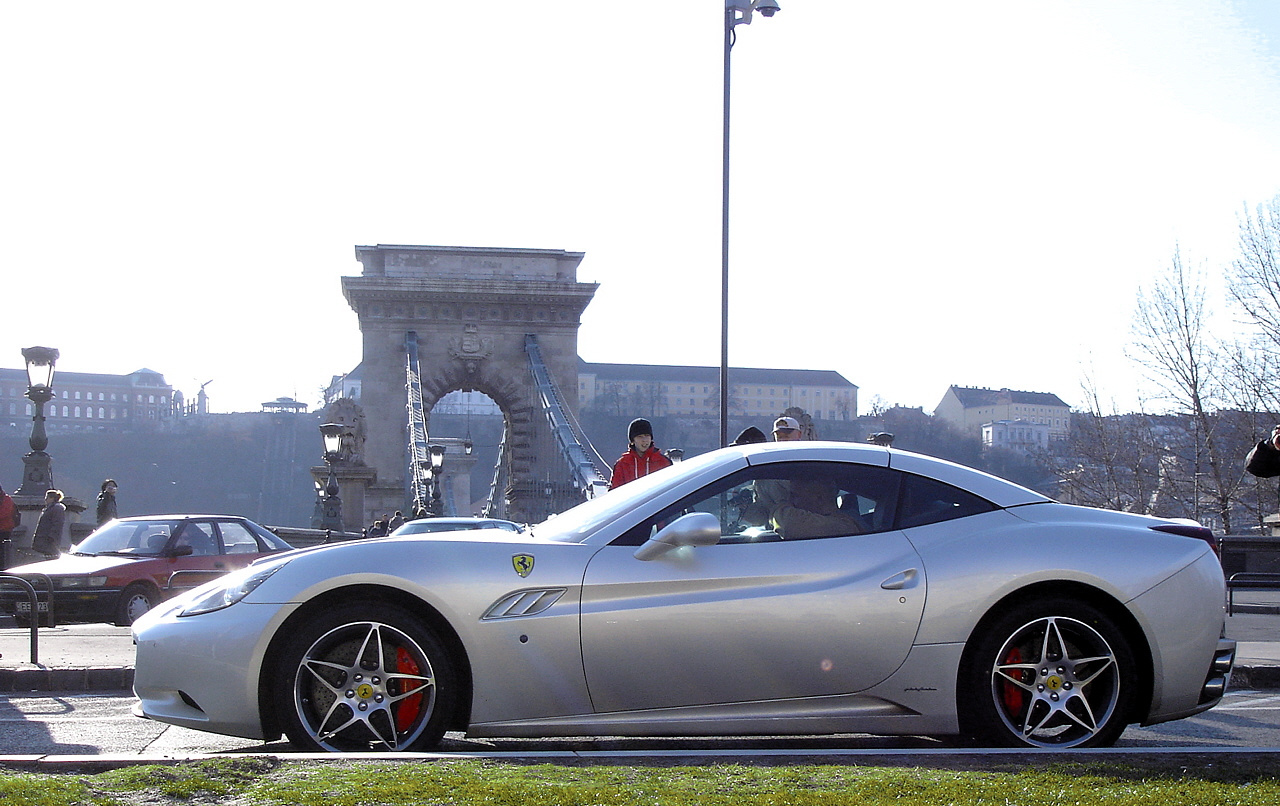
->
[342,244,599,524]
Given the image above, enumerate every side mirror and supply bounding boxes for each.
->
[634,512,722,561]
[167,544,194,558]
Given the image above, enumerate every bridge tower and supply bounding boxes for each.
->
[342,244,600,524]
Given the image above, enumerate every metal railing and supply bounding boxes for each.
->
[0,573,54,664]
[1226,571,1280,616]
[525,334,609,501]
[405,331,434,515]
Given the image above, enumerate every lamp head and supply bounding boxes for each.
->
[319,422,346,458]
[22,346,59,391]
[756,0,780,17]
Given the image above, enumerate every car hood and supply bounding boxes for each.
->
[6,553,148,576]
[265,529,556,562]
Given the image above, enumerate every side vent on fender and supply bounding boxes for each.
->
[482,588,567,620]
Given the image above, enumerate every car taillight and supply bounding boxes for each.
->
[1150,522,1219,558]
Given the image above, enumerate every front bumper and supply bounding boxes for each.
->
[132,600,296,740]
[0,589,120,622]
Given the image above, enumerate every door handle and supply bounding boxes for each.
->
[881,569,919,590]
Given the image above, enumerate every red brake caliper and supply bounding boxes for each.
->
[394,646,423,732]
[1000,647,1027,718]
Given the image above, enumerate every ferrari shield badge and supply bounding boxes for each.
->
[512,554,535,578]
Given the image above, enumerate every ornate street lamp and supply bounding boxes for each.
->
[319,422,346,531]
[428,444,446,516]
[16,346,60,496]
[720,0,779,447]
[310,477,325,529]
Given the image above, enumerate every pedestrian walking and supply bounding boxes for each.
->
[96,478,119,526]
[31,489,66,560]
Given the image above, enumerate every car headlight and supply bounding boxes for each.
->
[56,576,108,588]
[179,561,287,617]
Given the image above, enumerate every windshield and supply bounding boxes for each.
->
[532,448,736,543]
[73,519,183,556]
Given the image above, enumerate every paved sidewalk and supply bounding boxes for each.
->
[3,601,1280,692]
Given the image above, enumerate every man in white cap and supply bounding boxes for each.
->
[772,416,803,441]
[739,416,805,528]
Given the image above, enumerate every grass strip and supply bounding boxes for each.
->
[0,757,1277,806]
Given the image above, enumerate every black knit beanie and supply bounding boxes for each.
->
[628,418,653,442]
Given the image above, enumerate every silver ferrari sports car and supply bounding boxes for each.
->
[132,441,1234,752]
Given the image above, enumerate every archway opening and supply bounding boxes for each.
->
[427,389,505,517]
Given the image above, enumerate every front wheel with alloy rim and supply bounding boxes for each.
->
[115,583,159,626]
[959,598,1139,748]
[273,601,457,752]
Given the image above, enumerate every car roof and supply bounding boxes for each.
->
[112,514,248,521]
[397,517,518,527]
[733,441,1051,508]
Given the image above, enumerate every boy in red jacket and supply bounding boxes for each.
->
[609,418,673,489]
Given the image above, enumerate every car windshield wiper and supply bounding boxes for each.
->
[87,550,150,558]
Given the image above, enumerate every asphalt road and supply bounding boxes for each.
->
[3,688,1280,758]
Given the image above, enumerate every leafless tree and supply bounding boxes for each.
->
[1229,196,1280,359]
[1051,377,1164,513]
[1128,249,1239,532]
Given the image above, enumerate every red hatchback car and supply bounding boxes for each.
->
[2,515,293,626]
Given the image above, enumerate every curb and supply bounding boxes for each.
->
[0,667,134,693]
[1227,663,1280,690]
[4,664,1280,694]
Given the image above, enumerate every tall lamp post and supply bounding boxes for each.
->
[319,422,346,532]
[16,346,60,497]
[720,0,780,447]
[428,444,446,516]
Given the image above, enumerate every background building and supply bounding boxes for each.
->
[1,367,175,434]
[578,361,857,421]
[983,419,1053,453]
[935,386,1070,442]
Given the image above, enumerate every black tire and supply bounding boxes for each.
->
[115,583,159,626]
[273,600,457,752]
[958,597,1138,748]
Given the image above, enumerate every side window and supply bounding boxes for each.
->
[896,474,996,529]
[218,522,260,554]
[176,522,219,556]
[612,462,901,546]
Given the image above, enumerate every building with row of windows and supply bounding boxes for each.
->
[327,360,859,421]
[578,361,857,421]
[1,367,176,434]
[934,385,1071,449]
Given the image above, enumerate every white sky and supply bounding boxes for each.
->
[4,1,1280,417]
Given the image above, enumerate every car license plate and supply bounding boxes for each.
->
[15,601,49,613]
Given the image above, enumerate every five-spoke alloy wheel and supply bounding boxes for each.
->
[275,601,456,752]
[961,598,1137,748]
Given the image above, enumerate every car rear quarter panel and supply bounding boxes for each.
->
[1125,550,1227,721]
[910,503,1219,648]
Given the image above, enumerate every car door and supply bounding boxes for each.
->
[156,520,229,593]
[580,461,925,714]
[214,520,272,567]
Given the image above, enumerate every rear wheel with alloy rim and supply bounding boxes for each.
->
[274,601,457,752]
[960,598,1138,748]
